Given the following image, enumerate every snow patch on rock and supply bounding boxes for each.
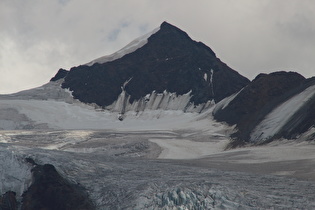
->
[213,89,242,115]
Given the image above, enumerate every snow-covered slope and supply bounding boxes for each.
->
[85,26,160,66]
[0,80,219,131]
[0,99,216,131]
[0,80,73,102]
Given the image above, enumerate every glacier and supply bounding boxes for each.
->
[2,129,315,209]
[1,81,315,209]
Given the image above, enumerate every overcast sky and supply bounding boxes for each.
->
[1,0,314,93]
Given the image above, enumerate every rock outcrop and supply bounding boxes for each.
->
[22,161,95,210]
[0,191,18,210]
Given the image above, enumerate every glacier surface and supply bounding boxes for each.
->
[1,129,315,209]
[1,82,315,209]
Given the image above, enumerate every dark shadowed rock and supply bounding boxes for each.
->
[50,69,69,82]
[0,191,18,210]
[22,163,95,210]
[60,22,249,107]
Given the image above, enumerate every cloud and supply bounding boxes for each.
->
[1,0,315,93]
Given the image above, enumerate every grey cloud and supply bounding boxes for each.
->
[278,14,315,45]
[1,0,315,93]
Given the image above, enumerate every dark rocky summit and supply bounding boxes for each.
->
[54,22,249,107]
[22,160,95,210]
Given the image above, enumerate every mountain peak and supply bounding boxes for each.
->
[159,21,189,36]
[147,21,216,58]
[57,22,249,110]
[85,21,216,67]
[161,21,172,27]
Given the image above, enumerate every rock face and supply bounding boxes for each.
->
[56,22,249,109]
[213,71,315,145]
[0,191,18,210]
[22,162,95,210]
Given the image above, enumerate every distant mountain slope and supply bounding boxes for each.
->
[213,71,315,145]
[54,22,249,111]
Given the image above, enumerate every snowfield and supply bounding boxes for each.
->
[0,99,217,131]
[149,138,229,159]
[0,81,216,131]
[1,83,315,209]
